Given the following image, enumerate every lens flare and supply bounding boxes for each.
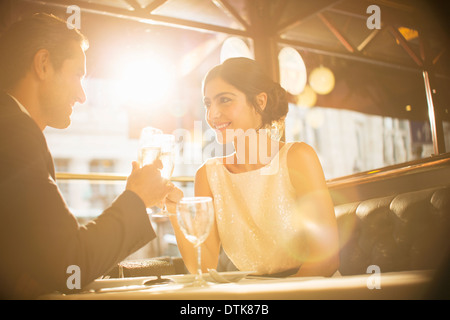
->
[111,53,175,105]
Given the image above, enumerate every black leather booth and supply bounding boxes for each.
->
[335,185,450,276]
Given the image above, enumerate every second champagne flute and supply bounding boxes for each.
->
[177,197,215,286]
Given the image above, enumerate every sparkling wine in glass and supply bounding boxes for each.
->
[155,134,175,215]
[139,146,161,167]
[177,197,214,286]
[138,127,163,215]
[138,127,163,165]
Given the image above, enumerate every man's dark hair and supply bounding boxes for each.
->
[0,13,88,90]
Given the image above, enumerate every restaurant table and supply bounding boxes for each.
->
[38,269,435,300]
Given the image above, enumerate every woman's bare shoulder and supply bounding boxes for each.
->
[287,142,319,164]
[286,142,326,192]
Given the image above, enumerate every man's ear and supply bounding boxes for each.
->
[33,49,52,80]
[256,92,268,111]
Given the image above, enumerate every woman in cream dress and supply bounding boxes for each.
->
[171,58,339,277]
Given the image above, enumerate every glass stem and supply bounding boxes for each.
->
[197,245,202,279]
[118,264,124,278]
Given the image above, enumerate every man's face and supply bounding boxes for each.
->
[39,41,86,129]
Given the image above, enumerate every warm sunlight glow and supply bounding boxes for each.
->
[291,191,340,263]
[111,53,175,106]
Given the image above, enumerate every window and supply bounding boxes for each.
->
[281,47,441,179]
[88,159,117,210]
[53,158,70,198]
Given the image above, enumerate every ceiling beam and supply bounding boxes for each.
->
[388,25,423,67]
[432,47,447,66]
[144,0,169,13]
[278,35,422,73]
[212,0,250,31]
[27,0,250,37]
[21,0,449,80]
[123,0,142,12]
[276,0,342,35]
[318,12,355,53]
[357,28,380,52]
[245,0,280,81]
[271,0,288,26]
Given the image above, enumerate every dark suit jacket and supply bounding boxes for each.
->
[0,93,156,299]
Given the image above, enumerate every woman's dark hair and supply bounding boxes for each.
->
[0,13,89,90]
[202,57,288,127]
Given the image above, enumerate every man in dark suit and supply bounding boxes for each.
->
[0,13,182,299]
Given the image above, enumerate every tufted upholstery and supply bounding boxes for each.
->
[335,185,450,275]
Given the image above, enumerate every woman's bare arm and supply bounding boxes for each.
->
[287,143,340,277]
[169,163,221,274]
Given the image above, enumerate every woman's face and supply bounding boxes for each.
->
[203,77,263,144]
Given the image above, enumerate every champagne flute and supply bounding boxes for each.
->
[138,127,163,215]
[176,197,214,286]
[154,133,175,215]
[139,128,176,215]
[138,127,163,166]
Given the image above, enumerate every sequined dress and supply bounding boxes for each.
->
[205,142,307,275]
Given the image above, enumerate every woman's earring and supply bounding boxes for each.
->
[267,120,284,141]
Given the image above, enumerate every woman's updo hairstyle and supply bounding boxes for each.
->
[202,57,288,140]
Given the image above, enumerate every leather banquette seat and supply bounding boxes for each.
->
[335,185,450,275]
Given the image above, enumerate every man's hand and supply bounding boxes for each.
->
[125,160,173,208]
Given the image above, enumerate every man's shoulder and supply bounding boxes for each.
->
[0,97,48,169]
[0,93,21,116]
[0,94,43,141]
